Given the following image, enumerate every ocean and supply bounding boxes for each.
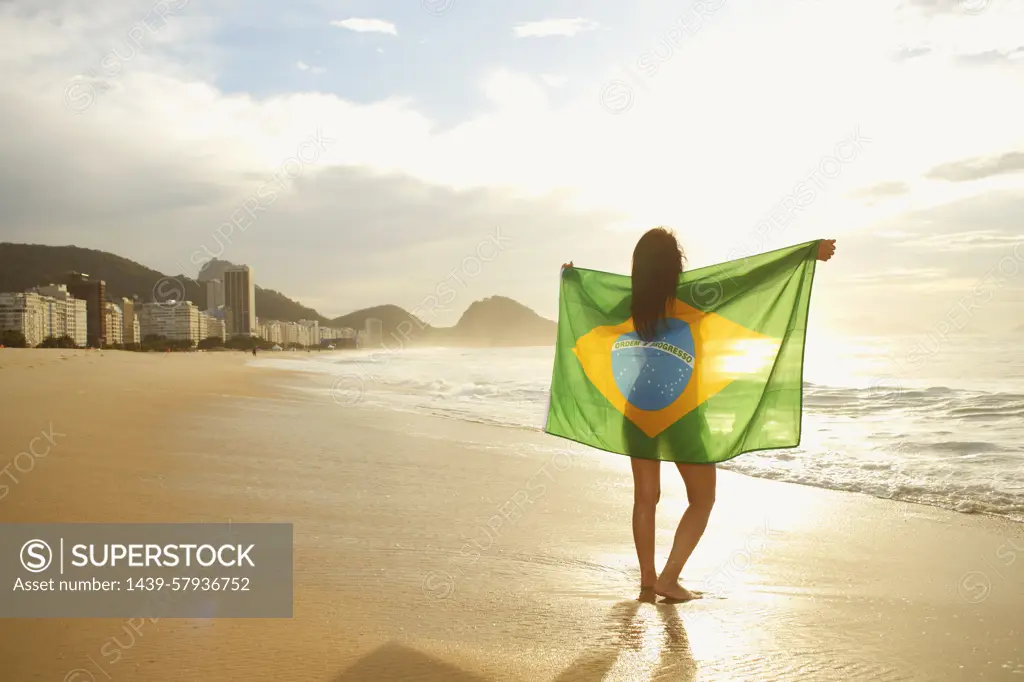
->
[258,332,1024,523]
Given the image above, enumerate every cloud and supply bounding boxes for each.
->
[897,230,1024,251]
[850,181,910,200]
[295,61,325,73]
[876,190,1024,238]
[903,0,983,14]
[3,0,1024,332]
[330,18,397,35]
[955,46,1024,66]
[926,151,1024,182]
[820,189,1024,331]
[0,13,624,323]
[893,45,933,61]
[513,18,599,38]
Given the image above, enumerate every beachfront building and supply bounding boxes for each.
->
[206,278,225,312]
[255,319,353,347]
[318,325,350,344]
[121,297,140,346]
[201,312,226,341]
[224,265,256,337]
[64,272,106,347]
[316,325,354,345]
[298,319,319,346]
[104,302,124,345]
[138,301,201,343]
[0,292,47,347]
[31,285,88,347]
[259,319,284,344]
[0,286,90,347]
[260,319,315,347]
[281,321,302,347]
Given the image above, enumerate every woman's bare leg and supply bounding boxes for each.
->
[654,463,716,601]
[630,457,661,591]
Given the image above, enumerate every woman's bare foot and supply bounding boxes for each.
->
[653,578,697,603]
[637,586,657,603]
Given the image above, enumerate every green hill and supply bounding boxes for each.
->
[434,295,556,346]
[330,298,556,347]
[331,304,432,342]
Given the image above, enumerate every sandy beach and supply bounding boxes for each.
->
[1,349,1022,681]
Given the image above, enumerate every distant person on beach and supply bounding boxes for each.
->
[252,347,257,357]
[563,228,836,602]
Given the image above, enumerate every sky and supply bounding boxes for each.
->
[1,0,1023,333]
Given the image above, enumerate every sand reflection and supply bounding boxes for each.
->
[556,599,697,681]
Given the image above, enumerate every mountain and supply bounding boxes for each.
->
[428,296,557,346]
[330,298,556,347]
[0,243,330,324]
[251,287,329,325]
[331,304,431,341]
[197,259,235,282]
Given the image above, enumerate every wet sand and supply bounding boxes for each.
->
[0,349,1022,681]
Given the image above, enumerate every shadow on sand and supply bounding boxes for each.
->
[332,597,696,681]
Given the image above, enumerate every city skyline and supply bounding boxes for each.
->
[0,240,577,327]
[0,260,370,348]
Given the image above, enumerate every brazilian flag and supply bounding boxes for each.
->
[545,240,820,463]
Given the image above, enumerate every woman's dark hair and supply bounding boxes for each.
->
[631,227,685,342]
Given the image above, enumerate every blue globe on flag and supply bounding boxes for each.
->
[612,318,696,411]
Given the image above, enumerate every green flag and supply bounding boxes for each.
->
[545,240,820,463]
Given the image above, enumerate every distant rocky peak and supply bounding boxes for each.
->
[197,258,240,282]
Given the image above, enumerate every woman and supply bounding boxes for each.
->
[564,228,837,602]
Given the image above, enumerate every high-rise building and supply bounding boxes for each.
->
[104,302,124,345]
[223,265,256,337]
[0,292,47,347]
[202,314,226,341]
[259,319,283,344]
[201,307,227,341]
[64,272,106,347]
[298,319,319,346]
[31,285,87,347]
[138,301,201,343]
[121,297,140,346]
[206,279,225,312]
[281,321,300,346]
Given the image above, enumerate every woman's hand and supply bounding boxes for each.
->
[562,261,574,268]
[816,240,836,262]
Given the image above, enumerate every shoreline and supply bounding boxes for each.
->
[1,350,1022,680]
[252,351,1024,527]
